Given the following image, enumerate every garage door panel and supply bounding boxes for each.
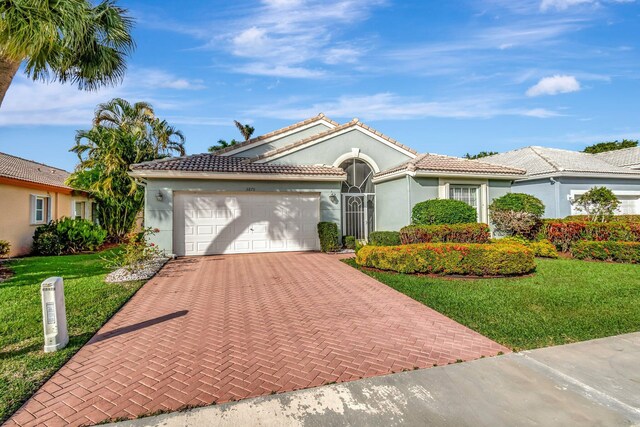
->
[176,192,320,256]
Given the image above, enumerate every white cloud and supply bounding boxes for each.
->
[236,64,325,79]
[137,69,206,90]
[540,0,593,11]
[246,93,562,121]
[526,75,581,96]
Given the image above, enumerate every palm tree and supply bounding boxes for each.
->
[94,98,154,133]
[0,0,134,107]
[234,120,255,141]
[151,119,186,157]
[208,139,240,152]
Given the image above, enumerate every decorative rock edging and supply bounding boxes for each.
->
[105,257,170,283]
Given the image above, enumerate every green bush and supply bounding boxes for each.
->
[400,223,490,244]
[317,222,339,252]
[411,199,477,225]
[33,218,107,255]
[571,241,640,263]
[105,227,163,272]
[565,214,640,223]
[493,237,558,258]
[343,235,356,250]
[356,242,535,276]
[541,220,640,252]
[0,240,10,258]
[368,231,401,246]
[490,193,545,216]
[571,187,619,222]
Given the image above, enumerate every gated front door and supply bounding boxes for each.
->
[339,158,375,240]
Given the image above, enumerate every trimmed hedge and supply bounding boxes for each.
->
[490,193,545,216]
[368,231,402,246]
[571,241,640,263]
[400,223,490,244]
[356,243,535,276]
[541,220,640,252]
[317,222,339,252]
[565,214,640,223]
[343,235,356,250]
[411,199,477,225]
[492,237,558,258]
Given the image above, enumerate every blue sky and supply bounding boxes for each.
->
[1,0,639,170]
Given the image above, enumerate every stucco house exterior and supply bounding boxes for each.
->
[483,146,640,218]
[0,152,93,257]
[131,114,524,256]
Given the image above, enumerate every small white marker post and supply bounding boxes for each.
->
[41,277,69,353]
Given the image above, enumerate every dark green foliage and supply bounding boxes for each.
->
[571,187,619,222]
[571,241,640,263]
[411,199,477,225]
[490,193,545,216]
[583,139,638,154]
[343,235,356,250]
[356,242,535,276]
[400,223,490,244]
[463,151,498,159]
[317,222,339,252]
[0,240,10,258]
[565,214,640,223]
[368,231,402,246]
[33,218,107,255]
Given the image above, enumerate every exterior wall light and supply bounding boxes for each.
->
[156,191,164,202]
[329,191,339,204]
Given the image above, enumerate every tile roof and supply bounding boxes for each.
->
[482,146,640,177]
[375,153,526,178]
[130,154,346,177]
[0,152,72,189]
[594,146,640,168]
[248,118,418,163]
[213,113,340,155]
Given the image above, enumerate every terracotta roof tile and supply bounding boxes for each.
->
[248,119,418,163]
[375,153,526,178]
[130,154,346,177]
[0,152,72,189]
[213,113,339,155]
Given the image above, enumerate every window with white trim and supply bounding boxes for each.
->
[31,195,51,224]
[74,201,86,220]
[449,185,480,216]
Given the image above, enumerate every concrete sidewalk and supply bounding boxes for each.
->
[109,332,640,427]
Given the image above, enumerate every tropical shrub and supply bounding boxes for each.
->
[411,199,477,225]
[541,220,640,252]
[492,237,558,258]
[571,187,619,222]
[317,222,339,252]
[571,241,640,263]
[33,218,107,255]
[343,235,356,250]
[356,243,535,276]
[106,227,163,271]
[368,231,402,246]
[489,193,545,238]
[400,223,490,244]
[565,214,640,223]
[0,240,10,258]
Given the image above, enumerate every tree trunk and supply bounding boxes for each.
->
[0,55,21,108]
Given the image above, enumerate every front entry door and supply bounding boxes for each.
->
[342,194,375,240]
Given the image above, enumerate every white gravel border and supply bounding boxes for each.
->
[105,257,170,283]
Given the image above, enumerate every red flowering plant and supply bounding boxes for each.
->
[105,227,165,272]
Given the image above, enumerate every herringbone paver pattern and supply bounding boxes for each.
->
[7,252,509,426]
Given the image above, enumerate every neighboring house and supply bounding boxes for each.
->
[130,114,524,256]
[0,152,93,257]
[482,146,640,218]
[594,146,640,170]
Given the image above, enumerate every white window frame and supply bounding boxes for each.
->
[438,178,489,223]
[31,194,52,225]
[73,200,87,220]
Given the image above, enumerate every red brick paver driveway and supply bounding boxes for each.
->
[8,252,509,426]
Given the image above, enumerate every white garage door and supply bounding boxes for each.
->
[174,192,320,256]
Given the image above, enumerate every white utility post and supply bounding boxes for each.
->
[40,277,69,352]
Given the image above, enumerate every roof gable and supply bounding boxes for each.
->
[216,114,339,156]
[594,146,640,167]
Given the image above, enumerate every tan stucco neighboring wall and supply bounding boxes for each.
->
[0,183,91,257]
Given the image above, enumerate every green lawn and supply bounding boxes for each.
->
[0,250,143,423]
[345,257,640,351]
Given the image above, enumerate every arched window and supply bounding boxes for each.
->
[339,158,374,194]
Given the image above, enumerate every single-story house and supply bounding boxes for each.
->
[130,114,525,256]
[482,146,640,218]
[0,152,93,257]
